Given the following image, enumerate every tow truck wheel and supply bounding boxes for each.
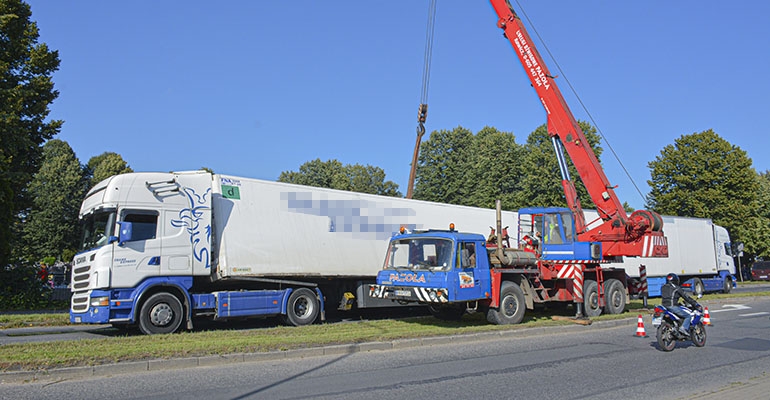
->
[486,281,525,325]
[138,292,184,335]
[282,288,320,327]
[583,280,602,317]
[602,279,626,315]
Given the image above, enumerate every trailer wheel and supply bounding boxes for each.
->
[138,292,184,335]
[282,288,320,326]
[583,280,602,317]
[722,277,732,294]
[428,305,465,321]
[692,278,705,297]
[602,279,626,315]
[486,281,525,325]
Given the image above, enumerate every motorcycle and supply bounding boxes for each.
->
[651,303,707,351]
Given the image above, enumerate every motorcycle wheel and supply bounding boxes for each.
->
[656,322,677,352]
[690,323,707,347]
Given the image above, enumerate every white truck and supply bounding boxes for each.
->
[69,170,517,334]
[610,214,736,297]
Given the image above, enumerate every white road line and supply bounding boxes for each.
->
[739,312,770,317]
[710,304,751,313]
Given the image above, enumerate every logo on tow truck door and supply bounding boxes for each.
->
[459,272,474,288]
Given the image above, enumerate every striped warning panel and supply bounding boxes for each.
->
[642,236,668,257]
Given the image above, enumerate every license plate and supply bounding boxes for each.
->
[395,290,411,297]
[652,316,661,326]
[761,275,768,279]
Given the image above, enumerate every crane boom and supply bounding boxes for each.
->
[489,0,667,258]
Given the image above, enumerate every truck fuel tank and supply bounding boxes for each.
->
[488,248,537,268]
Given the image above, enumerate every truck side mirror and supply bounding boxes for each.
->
[118,221,133,246]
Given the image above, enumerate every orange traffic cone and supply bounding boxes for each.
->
[703,307,711,326]
[635,314,648,338]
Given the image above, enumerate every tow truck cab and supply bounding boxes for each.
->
[371,229,492,304]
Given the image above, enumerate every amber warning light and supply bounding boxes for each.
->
[449,223,455,231]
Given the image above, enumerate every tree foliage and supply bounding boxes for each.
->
[413,126,477,206]
[20,139,86,262]
[85,151,132,189]
[516,122,602,209]
[647,129,764,255]
[278,158,401,197]
[0,0,61,266]
[752,170,770,257]
[413,123,602,211]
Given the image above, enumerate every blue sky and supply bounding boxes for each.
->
[30,1,770,211]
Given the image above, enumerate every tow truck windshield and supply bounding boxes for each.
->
[79,209,116,251]
[384,237,454,271]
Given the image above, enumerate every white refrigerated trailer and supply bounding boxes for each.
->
[604,214,736,297]
[69,171,517,333]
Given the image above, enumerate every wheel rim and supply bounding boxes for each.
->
[293,296,313,319]
[609,290,622,308]
[502,295,519,317]
[662,326,675,348]
[150,303,173,327]
[587,292,599,311]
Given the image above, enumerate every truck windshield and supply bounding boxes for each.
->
[79,209,116,251]
[384,238,454,271]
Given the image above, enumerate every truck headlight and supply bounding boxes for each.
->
[90,296,109,307]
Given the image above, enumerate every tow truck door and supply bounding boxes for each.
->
[452,241,489,301]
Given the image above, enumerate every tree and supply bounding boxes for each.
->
[85,152,132,189]
[20,139,86,262]
[414,126,525,209]
[517,122,603,209]
[752,170,770,257]
[647,129,761,254]
[0,0,62,266]
[278,158,401,197]
[413,126,477,206]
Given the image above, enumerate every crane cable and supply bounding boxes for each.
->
[514,0,647,205]
[407,0,437,199]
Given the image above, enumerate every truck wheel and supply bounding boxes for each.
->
[722,277,732,294]
[692,278,705,297]
[282,288,320,326]
[602,279,626,315]
[428,305,465,321]
[486,281,525,325]
[583,280,602,317]
[138,292,184,335]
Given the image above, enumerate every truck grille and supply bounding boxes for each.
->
[70,261,93,312]
[71,292,90,313]
[71,264,91,290]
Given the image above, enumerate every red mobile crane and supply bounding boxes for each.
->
[489,0,668,259]
[370,1,669,323]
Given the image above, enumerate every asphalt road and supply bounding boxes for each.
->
[2,296,770,399]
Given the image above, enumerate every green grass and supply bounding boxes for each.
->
[2,292,768,372]
[0,313,70,329]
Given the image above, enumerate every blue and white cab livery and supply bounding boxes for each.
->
[70,172,213,330]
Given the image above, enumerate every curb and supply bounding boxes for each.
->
[0,317,635,385]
